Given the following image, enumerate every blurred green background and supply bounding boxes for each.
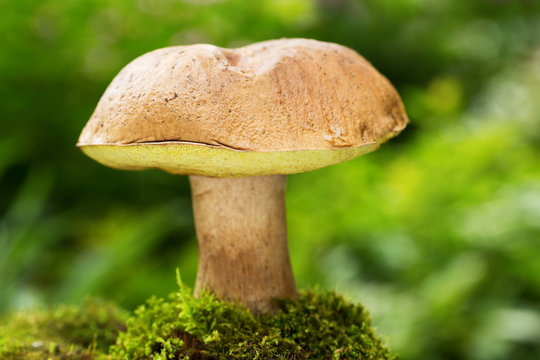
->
[1,0,540,359]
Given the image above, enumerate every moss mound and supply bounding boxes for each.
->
[1,278,395,359]
[0,298,128,359]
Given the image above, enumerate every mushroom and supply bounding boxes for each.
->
[78,38,408,313]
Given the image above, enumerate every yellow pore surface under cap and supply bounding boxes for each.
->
[79,142,379,177]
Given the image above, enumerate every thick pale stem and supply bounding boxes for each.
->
[189,175,297,313]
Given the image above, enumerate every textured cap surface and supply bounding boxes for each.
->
[78,38,408,176]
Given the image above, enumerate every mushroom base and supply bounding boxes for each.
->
[190,175,297,313]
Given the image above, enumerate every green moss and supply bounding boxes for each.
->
[1,276,395,359]
[0,298,128,360]
[112,273,395,359]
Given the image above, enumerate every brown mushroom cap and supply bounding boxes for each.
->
[78,38,407,177]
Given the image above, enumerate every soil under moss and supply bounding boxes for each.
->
[0,277,395,359]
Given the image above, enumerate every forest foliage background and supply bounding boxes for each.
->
[1,0,540,359]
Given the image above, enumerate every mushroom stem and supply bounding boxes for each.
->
[189,174,297,313]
